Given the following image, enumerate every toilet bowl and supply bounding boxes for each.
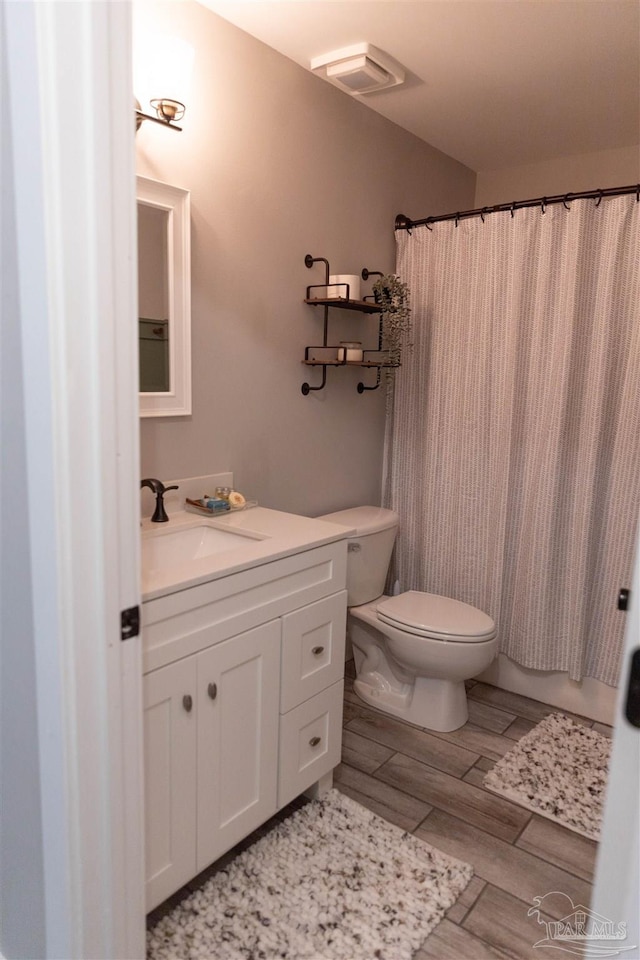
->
[349,592,497,731]
[319,506,497,732]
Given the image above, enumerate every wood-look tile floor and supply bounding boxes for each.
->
[149,665,611,960]
[337,661,611,960]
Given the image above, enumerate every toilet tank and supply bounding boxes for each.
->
[318,506,399,606]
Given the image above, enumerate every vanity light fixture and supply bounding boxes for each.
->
[135,98,185,132]
[134,35,194,133]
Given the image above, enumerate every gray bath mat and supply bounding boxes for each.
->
[147,788,473,960]
[483,713,611,840]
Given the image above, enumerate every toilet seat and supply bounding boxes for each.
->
[377,591,495,642]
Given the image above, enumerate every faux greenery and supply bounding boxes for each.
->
[373,273,412,392]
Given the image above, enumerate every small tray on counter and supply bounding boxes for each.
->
[185,497,259,518]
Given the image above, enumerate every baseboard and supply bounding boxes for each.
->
[476,654,617,725]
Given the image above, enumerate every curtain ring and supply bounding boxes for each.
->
[541,198,547,214]
[510,202,516,218]
[636,184,639,202]
[562,193,572,210]
[455,212,460,228]
[425,218,433,232]
[594,189,603,207]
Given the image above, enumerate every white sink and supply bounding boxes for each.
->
[142,523,264,574]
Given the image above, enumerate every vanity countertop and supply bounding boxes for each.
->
[141,506,354,601]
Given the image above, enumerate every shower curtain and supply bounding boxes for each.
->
[384,194,640,685]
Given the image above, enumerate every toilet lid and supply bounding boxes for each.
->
[377,591,496,642]
[319,506,399,536]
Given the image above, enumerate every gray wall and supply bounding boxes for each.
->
[136,1,476,517]
[475,144,639,207]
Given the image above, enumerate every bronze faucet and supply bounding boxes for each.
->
[141,478,179,522]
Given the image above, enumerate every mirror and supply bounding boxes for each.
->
[137,176,191,417]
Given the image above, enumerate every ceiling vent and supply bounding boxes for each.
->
[310,43,405,96]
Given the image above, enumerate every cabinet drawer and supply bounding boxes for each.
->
[143,542,347,673]
[280,591,346,712]
[277,680,343,808]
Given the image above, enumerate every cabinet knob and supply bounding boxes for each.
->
[207,682,218,700]
[312,646,325,656]
[309,736,321,747]
[182,694,193,713]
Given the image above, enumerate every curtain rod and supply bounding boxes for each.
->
[395,183,640,231]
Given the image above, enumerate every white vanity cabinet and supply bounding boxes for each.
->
[142,539,347,913]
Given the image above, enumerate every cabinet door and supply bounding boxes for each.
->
[144,656,197,912]
[196,620,280,872]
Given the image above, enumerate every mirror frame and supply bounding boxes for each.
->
[137,176,191,417]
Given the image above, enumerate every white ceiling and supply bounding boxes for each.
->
[200,0,640,172]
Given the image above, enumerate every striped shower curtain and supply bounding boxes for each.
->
[384,194,640,685]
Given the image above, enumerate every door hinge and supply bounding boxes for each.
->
[121,605,140,641]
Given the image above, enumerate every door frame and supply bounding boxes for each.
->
[591,532,640,956]
[4,1,144,957]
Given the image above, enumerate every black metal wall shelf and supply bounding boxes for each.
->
[301,255,396,395]
[304,297,381,314]
[303,359,392,367]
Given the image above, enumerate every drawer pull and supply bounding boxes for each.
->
[207,682,218,700]
[312,646,325,656]
[182,694,193,713]
[309,736,321,747]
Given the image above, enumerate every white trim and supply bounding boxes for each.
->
[5,3,73,953]
[592,532,640,955]
[106,5,146,956]
[477,654,617,725]
[5,2,144,957]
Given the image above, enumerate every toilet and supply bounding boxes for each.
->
[319,506,498,732]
